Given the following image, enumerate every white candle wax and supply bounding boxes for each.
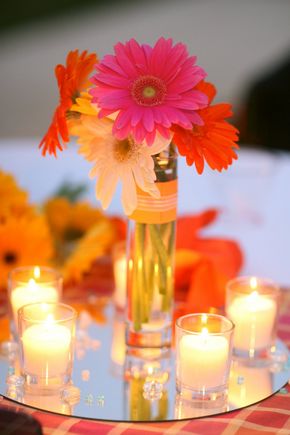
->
[22,318,71,378]
[178,330,229,389]
[11,279,59,324]
[111,318,125,366]
[113,257,127,309]
[227,291,276,351]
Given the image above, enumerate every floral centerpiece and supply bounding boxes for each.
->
[39,38,239,348]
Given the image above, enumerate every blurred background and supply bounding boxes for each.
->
[0,0,290,147]
[0,0,290,288]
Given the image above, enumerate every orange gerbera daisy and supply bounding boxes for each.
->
[39,50,98,156]
[0,216,54,289]
[172,81,239,174]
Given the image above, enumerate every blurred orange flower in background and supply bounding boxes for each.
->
[0,216,54,289]
[0,168,125,292]
[39,50,98,156]
[172,81,239,174]
[0,170,33,222]
[174,210,243,314]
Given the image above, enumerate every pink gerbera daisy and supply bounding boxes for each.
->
[90,37,208,145]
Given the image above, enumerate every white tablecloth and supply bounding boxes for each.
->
[1,139,289,287]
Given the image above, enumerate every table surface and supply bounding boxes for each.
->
[0,140,290,433]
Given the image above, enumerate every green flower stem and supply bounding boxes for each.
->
[147,253,155,312]
[132,224,142,331]
[161,221,175,312]
[132,223,150,330]
[149,224,167,295]
[139,223,149,323]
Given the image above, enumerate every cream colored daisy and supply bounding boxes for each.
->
[70,115,171,215]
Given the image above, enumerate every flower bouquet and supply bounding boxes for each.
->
[39,37,239,348]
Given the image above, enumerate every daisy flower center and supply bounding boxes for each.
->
[3,251,17,264]
[131,75,166,106]
[192,124,204,137]
[113,138,139,163]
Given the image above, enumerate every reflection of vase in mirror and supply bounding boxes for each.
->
[123,349,170,421]
[110,311,126,376]
[124,346,171,382]
[124,377,169,421]
[229,361,272,407]
[175,394,228,419]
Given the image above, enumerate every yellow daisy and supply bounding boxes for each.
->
[44,197,104,242]
[70,91,98,116]
[63,219,117,283]
[0,216,54,289]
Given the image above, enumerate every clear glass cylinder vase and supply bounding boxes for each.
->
[126,147,177,349]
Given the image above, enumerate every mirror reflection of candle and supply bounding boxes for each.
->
[110,313,126,372]
[113,256,127,310]
[112,242,127,310]
[175,394,228,419]
[24,392,72,415]
[229,361,272,407]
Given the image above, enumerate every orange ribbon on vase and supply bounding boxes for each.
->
[129,180,178,224]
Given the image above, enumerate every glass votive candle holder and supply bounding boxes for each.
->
[176,313,234,402]
[112,241,127,310]
[8,266,62,338]
[226,276,280,360]
[18,302,77,392]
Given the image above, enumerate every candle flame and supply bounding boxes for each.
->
[34,266,40,279]
[249,290,258,301]
[46,313,54,324]
[41,303,49,312]
[201,327,208,337]
[147,366,153,375]
[128,259,133,271]
[28,278,37,290]
[250,277,258,290]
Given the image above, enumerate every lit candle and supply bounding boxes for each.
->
[111,315,126,367]
[226,277,277,353]
[113,256,127,309]
[22,313,72,378]
[11,278,59,325]
[178,327,229,389]
[10,266,60,329]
